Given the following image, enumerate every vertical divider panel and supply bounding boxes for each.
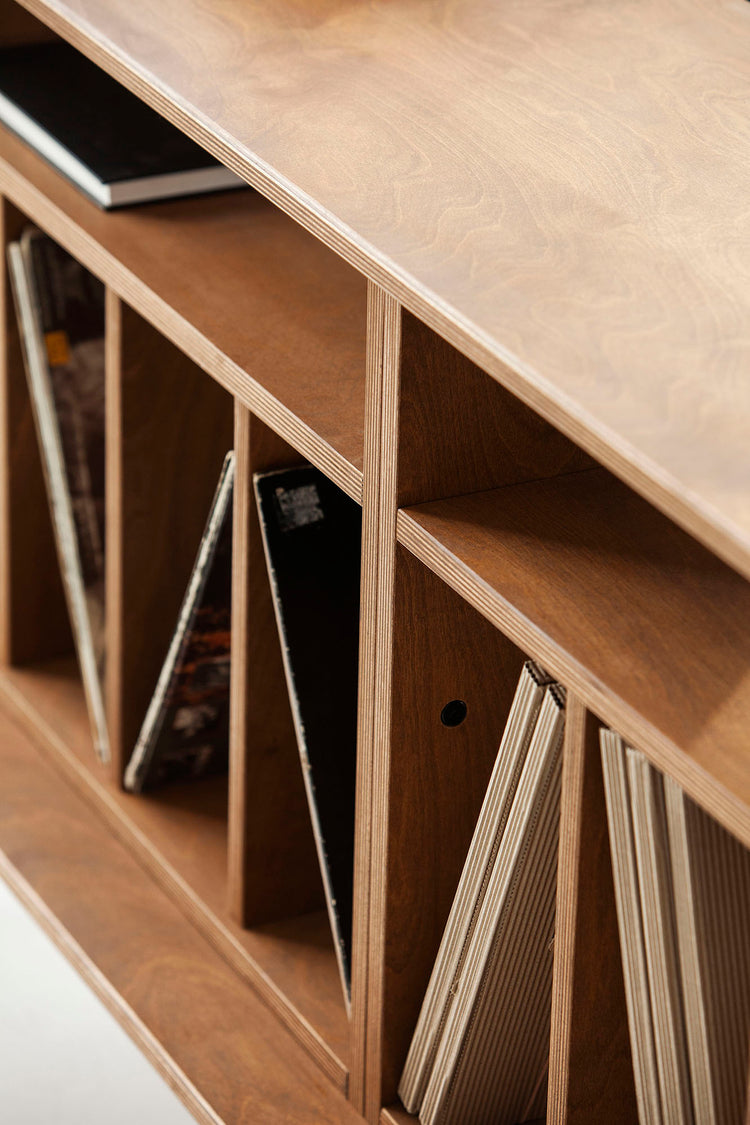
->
[104,294,233,781]
[0,196,71,665]
[547,697,637,1124]
[227,404,322,926]
[351,282,402,1116]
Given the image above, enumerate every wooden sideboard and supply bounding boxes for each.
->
[0,1,748,1122]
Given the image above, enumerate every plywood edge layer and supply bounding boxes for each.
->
[0,670,349,1091]
[13,0,750,583]
[0,853,224,1125]
[396,510,750,850]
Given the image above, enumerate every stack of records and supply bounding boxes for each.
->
[601,730,750,1125]
[399,661,566,1125]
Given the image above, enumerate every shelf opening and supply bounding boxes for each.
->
[377,549,565,1116]
[229,409,360,1055]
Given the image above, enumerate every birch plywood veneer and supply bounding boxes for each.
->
[0,0,748,1122]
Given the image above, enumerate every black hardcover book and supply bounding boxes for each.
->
[124,453,234,793]
[254,466,361,1004]
[0,41,244,208]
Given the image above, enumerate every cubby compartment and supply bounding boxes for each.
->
[228,406,360,1080]
[374,545,538,1117]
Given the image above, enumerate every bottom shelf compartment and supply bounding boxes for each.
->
[0,694,360,1125]
[0,657,349,1088]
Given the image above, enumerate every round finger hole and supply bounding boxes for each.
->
[440,699,468,727]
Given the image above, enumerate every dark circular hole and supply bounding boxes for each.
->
[440,699,468,727]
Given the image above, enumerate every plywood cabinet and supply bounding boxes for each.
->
[0,1,748,1122]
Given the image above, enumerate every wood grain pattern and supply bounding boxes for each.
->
[547,696,637,1125]
[11,0,750,579]
[105,296,233,777]
[399,469,750,846]
[0,657,350,1086]
[397,309,590,508]
[0,699,361,1125]
[228,405,325,926]
[377,547,525,1110]
[0,124,366,501]
[0,195,71,664]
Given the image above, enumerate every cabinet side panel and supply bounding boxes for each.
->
[397,310,591,508]
[547,699,637,1124]
[105,297,233,779]
[0,196,71,664]
[227,404,323,925]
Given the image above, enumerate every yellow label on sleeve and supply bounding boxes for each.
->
[45,330,70,367]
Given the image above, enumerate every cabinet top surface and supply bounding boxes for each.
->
[18,0,750,573]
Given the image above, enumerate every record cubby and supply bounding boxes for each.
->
[0,2,748,1124]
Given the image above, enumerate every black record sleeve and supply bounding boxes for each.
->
[254,465,361,1001]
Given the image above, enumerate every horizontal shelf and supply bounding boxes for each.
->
[398,469,750,848]
[0,658,349,1087]
[0,697,361,1125]
[0,122,366,500]
[13,0,750,579]
[381,1106,413,1125]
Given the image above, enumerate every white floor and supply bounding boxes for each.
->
[0,876,198,1124]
